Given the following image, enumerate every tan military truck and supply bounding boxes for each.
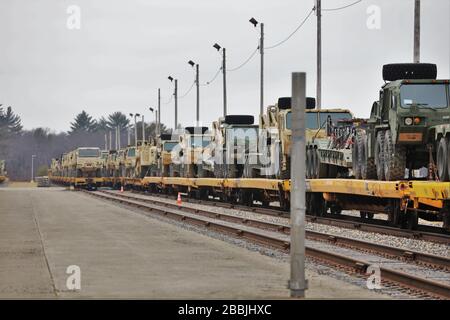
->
[158,134,179,177]
[260,97,353,179]
[0,160,6,184]
[69,147,103,178]
[171,127,212,178]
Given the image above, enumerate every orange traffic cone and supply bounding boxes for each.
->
[177,192,182,206]
[120,186,124,193]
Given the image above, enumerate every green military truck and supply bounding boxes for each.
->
[353,63,450,181]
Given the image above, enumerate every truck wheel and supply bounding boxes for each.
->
[352,136,361,179]
[383,130,407,181]
[358,132,377,180]
[375,131,385,180]
[437,136,449,181]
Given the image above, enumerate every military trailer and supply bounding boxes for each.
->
[353,63,450,182]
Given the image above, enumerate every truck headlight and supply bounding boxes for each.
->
[404,117,413,125]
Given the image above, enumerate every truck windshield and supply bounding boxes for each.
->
[400,84,448,109]
[163,142,178,151]
[286,111,352,129]
[191,136,211,148]
[78,148,100,157]
[127,148,136,157]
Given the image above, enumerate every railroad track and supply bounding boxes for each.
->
[84,189,450,299]
[129,189,450,244]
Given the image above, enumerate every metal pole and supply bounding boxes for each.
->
[109,131,112,150]
[134,116,138,147]
[142,115,145,142]
[316,0,322,110]
[175,79,178,130]
[289,72,308,298]
[223,48,227,117]
[158,88,161,135]
[118,126,121,149]
[196,64,200,125]
[127,127,131,146]
[155,110,159,137]
[260,23,264,116]
[31,155,35,182]
[115,127,118,150]
[104,133,107,150]
[413,0,420,63]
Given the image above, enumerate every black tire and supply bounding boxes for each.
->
[352,135,361,179]
[358,131,377,180]
[437,136,449,181]
[306,149,313,179]
[375,131,385,181]
[383,130,407,181]
[382,63,437,81]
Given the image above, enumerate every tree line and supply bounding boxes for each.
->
[0,107,169,180]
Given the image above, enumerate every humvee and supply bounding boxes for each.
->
[354,63,450,181]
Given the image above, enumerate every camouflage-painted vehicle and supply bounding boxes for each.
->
[352,63,450,182]
[204,115,259,178]
[69,147,103,178]
[260,97,353,179]
[159,134,178,177]
[171,127,212,178]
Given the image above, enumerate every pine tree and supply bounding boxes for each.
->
[69,110,97,134]
[107,112,130,129]
[0,106,23,135]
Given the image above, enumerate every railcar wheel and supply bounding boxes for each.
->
[437,136,449,181]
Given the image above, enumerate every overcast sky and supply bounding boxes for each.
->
[0,0,449,132]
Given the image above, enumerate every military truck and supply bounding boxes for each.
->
[0,160,6,183]
[171,127,212,178]
[124,145,138,177]
[69,147,103,178]
[259,97,353,179]
[204,115,259,178]
[353,63,450,181]
[134,140,159,178]
[159,134,179,177]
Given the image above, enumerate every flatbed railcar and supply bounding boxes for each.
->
[49,173,450,231]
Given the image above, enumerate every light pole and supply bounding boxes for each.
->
[249,17,264,116]
[31,154,36,183]
[157,88,161,136]
[413,0,420,63]
[149,107,158,137]
[168,76,178,130]
[130,113,140,147]
[214,43,227,117]
[188,60,200,125]
[142,115,145,143]
[316,0,322,109]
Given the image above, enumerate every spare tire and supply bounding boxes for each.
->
[382,63,437,81]
[224,115,254,125]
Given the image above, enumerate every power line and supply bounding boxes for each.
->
[265,7,315,50]
[178,80,196,99]
[322,0,362,11]
[201,67,222,86]
[227,46,259,72]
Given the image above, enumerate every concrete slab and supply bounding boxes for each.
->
[0,188,390,299]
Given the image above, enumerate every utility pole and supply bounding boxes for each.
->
[413,0,420,63]
[104,133,107,150]
[158,88,161,135]
[222,48,227,117]
[260,23,264,116]
[109,131,112,150]
[196,63,200,125]
[175,79,178,130]
[118,126,121,149]
[115,126,118,150]
[134,115,139,147]
[31,155,36,183]
[127,127,131,146]
[289,72,308,298]
[316,0,322,110]
[142,115,145,142]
